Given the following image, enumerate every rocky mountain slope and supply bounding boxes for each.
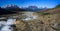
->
[13,4,60,31]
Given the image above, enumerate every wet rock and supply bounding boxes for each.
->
[11,24,16,28]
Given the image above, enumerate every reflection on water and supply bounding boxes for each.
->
[0,18,15,31]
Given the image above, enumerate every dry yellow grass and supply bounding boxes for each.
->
[13,7,60,31]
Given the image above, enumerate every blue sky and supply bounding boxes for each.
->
[0,0,60,8]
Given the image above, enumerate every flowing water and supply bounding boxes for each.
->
[0,12,38,31]
[22,12,38,21]
[0,18,15,31]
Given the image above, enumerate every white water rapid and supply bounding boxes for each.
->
[0,18,15,31]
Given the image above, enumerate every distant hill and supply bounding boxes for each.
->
[55,4,60,8]
[21,6,48,12]
[0,5,48,15]
[1,4,60,15]
[38,4,60,14]
[0,6,26,15]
